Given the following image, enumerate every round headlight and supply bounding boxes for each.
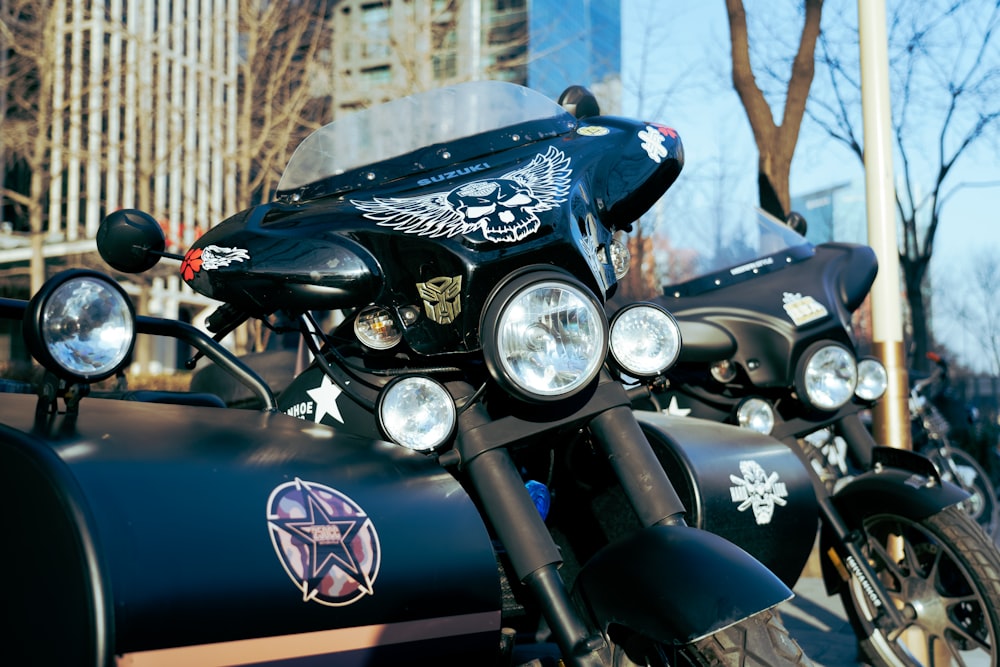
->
[23,270,136,383]
[481,271,607,401]
[736,397,776,434]
[610,303,681,377]
[377,376,455,451]
[856,357,888,402]
[797,343,858,411]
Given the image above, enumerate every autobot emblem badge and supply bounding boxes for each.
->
[351,146,571,243]
[729,460,788,525]
[267,478,381,606]
[782,292,829,326]
[417,275,462,324]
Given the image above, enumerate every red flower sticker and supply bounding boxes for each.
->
[180,247,203,281]
[656,125,678,139]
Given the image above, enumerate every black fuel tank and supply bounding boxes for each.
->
[0,394,499,666]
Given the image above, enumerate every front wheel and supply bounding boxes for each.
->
[838,504,1000,667]
[612,609,814,666]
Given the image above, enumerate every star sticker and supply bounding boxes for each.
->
[665,396,691,417]
[271,480,375,600]
[307,374,344,424]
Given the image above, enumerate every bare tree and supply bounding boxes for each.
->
[808,0,1000,370]
[934,246,1000,375]
[1,0,60,292]
[235,0,334,208]
[725,0,824,218]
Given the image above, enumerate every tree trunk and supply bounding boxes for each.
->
[726,0,823,218]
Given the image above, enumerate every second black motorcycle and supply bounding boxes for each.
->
[620,206,1000,667]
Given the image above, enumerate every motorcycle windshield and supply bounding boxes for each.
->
[276,80,575,196]
[657,207,814,295]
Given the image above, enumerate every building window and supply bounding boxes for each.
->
[361,3,391,59]
[361,64,392,85]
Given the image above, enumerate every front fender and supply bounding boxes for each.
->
[819,449,969,595]
[831,447,968,525]
[574,524,792,644]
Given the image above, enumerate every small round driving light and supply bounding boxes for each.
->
[481,270,607,402]
[609,234,631,280]
[23,269,136,383]
[796,342,858,411]
[856,358,888,402]
[711,359,738,384]
[377,376,455,451]
[355,306,402,350]
[609,303,681,377]
[736,397,776,434]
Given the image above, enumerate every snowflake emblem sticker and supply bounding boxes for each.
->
[638,124,678,163]
[267,478,381,606]
[729,460,789,525]
[350,146,571,243]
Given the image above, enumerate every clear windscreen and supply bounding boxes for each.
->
[277,80,573,193]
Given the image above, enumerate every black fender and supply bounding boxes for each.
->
[574,524,792,644]
[819,446,969,595]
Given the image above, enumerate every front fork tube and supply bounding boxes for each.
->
[460,414,608,666]
[838,410,878,469]
[792,414,910,637]
[588,405,689,527]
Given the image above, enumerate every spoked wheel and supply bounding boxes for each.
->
[839,505,1000,667]
[925,446,1000,539]
[611,609,814,666]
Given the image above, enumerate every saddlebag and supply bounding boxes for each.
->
[634,411,820,587]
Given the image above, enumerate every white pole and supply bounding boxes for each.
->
[857,0,910,449]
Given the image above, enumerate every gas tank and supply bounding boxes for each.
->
[0,394,499,666]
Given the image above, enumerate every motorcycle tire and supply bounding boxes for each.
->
[612,608,814,666]
[837,504,1000,667]
[925,445,1000,539]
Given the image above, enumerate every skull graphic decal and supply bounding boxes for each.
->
[351,146,572,243]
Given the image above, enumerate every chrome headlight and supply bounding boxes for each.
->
[856,357,888,402]
[736,397,776,434]
[481,270,607,402]
[609,303,681,377]
[377,376,455,451]
[23,270,136,383]
[796,342,858,411]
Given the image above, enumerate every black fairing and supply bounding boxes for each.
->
[183,119,682,355]
[657,242,877,388]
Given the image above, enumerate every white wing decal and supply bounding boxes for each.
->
[350,146,572,243]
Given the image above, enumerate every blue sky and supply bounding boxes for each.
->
[620,0,1000,372]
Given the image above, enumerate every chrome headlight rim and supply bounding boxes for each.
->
[609,302,682,378]
[480,268,608,403]
[856,357,888,402]
[795,341,858,411]
[376,375,456,452]
[22,269,136,384]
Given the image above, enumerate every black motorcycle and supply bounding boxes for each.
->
[0,82,815,666]
[621,206,1000,667]
[909,352,999,537]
